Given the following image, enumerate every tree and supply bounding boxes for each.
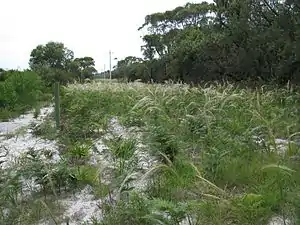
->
[29,41,74,71]
[28,42,98,85]
[113,56,146,81]
[29,41,75,85]
[72,57,97,82]
[0,68,4,82]
[113,0,300,85]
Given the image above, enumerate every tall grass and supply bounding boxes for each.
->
[6,80,299,224]
[55,81,300,224]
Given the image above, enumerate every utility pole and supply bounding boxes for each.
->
[109,50,112,80]
[104,64,106,79]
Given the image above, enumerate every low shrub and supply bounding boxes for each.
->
[0,70,50,120]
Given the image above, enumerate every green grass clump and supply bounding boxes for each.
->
[37,81,300,224]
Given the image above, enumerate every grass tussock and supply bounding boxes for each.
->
[2,80,300,224]
[57,81,300,224]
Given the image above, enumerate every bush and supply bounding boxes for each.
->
[0,70,49,120]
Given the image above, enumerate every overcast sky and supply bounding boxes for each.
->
[0,0,199,72]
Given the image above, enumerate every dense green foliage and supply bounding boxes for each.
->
[58,81,300,224]
[3,1,300,223]
[0,70,50,121]
[113,1,300,85]
[29,41,97,86]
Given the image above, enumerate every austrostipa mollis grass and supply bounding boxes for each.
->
[2,80,300,224]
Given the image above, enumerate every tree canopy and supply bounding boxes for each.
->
[113,0,300,85]
[29,42,97,85]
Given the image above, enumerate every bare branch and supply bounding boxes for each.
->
[262,0,279,17]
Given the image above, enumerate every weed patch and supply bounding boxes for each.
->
[60,81,300,224]
[3,81,300,224]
